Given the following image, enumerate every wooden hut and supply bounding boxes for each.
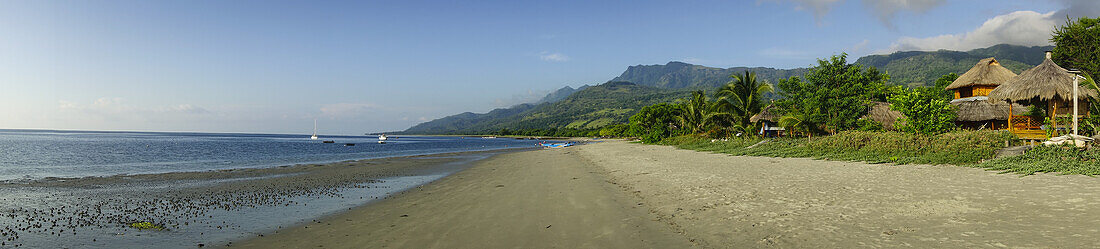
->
[987,51,1098,139]
[750,103,785,137]
[861,101,905,130]
[945,57,1026,130]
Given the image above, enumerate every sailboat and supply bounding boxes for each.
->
[377,134,387,144]
[310,119,319,140]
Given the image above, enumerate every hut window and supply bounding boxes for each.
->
[958,87,974,98]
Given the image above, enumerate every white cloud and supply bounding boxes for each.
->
[862,0,945,28]
[765,0,842,24]
[759,47,812,60]
[493,89,549,107]
[1053,0,1100,20]
[850,39,870,52]
[59,97,210,116]
[319,103,378,119]
[883,11,1057,52]
[538,52,570,62]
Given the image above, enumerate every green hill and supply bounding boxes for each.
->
[854,45,1052,87]
[611,61,807,89]
[401,82,688,134]
[402,44,1052,135]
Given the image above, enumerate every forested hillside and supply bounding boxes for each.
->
[403,44,1051,135]
[402,82,688,134]
[854,45,1051,87]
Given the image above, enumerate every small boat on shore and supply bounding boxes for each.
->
[344,143,355,146]
[540,142,575,148]
[322,140,335,143]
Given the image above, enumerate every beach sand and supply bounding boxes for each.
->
[238,140,1100,248]
[233,145,690,248]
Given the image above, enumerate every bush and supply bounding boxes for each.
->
[974,145,1100,176]
[659,130,1016,165]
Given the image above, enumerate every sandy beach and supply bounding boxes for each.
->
[239,140,1100,248]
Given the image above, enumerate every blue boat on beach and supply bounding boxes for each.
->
[540,142,575,148]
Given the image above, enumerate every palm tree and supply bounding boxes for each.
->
[716,71,774,129]
[677,90,734,135]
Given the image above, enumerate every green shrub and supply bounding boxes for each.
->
[659,130,1015,165]
[973,145,1100,176]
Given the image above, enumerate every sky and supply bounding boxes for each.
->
[0,0,1097,135]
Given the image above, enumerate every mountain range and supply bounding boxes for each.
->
[402,44,1054,135]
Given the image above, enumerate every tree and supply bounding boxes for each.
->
[889,87,957,135]
[676,90,734,136]
[775,54,890,134]
[1051,16,1100,79]
[628,103,682,143]
[932,73,959,100]
[715,71,774,129]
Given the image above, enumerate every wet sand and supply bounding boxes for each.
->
[241,140,1100,248]
[0,149,521,248]
[234,145,689,248]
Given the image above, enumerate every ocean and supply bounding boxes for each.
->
[0,129,554,248]
[0,129,545,181]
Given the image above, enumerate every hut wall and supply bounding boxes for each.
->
[972,86,996,97]
[956,87,973,98]
[954,86,998,99]
[1051,99,1090,116]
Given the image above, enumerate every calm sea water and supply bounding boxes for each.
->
[0,129,546,181]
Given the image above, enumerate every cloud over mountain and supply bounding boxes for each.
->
[885,11,1058,52]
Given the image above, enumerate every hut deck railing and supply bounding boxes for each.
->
[1009,115,1043,130]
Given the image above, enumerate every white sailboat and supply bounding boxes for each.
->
[311,119,319,140]
[378,134,387,144]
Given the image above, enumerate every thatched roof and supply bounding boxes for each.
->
[951,96,1026,121]
[945,57,1017,90]
[862,101,904,130]
[750,104,780,123]
[988,55,1098,102]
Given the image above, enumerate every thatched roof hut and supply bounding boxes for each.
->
[862,101,904,130]
[946,58,1018,90]
[988,53,1098,102]
[951,96,1026,121]
[750,104,780,123]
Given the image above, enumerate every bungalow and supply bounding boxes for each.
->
[987,51,1098,140]
[945,58,1026,130]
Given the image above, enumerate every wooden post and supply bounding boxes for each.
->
[1051,100,1058,134]
[1008,103,1014,132]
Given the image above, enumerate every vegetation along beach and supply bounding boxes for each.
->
[4,1,1100,248]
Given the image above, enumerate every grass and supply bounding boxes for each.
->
[659,130,1016,165]
[973,145,1100,176]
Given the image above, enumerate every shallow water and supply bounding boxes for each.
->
[0,129,544,181]
[0,130,555,248]
[0,152,494,248]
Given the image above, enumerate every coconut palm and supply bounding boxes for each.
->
[778,109,813,137]
[716,71,774,129]
[677,90,734,135]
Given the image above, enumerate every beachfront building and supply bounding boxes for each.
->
[750,104,785,137]
[987,51,1098,140]
[862,101,904,131]
[945,58,1026,130]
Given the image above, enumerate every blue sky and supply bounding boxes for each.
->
[0,0,1095,134]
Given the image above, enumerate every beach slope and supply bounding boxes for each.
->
[234,147,689,248]
[241,140,1100,248]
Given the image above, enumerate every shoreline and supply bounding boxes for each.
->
[0,148,529,248]
[233,143,690,248]
[240,140,1100,248]
[8,147,533,187]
